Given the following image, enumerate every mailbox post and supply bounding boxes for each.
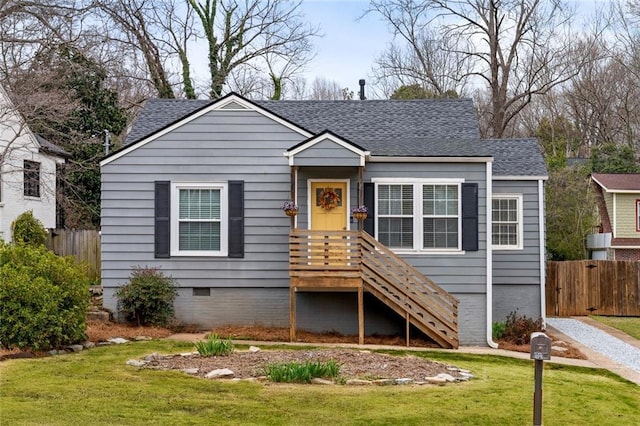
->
[530,332,551,426]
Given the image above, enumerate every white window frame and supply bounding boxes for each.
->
[372,178,464,254]
[491,194,523,250]
[171,182,228,257]
[636,199,640,232]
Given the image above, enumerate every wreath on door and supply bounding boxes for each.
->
[318,187,341,210]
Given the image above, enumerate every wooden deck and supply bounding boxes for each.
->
[289,229,459,348]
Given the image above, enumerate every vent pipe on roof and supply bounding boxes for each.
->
[359,79,366,100]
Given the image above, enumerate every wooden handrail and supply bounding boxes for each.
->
[289,229,458,348]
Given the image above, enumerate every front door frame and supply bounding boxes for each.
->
[307,178,351,231]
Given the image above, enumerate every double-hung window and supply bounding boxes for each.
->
[492,195,523,249]
[378,184,414,249]
[171,183,228,256]
[24,160,40,198]
[375,180,463,251]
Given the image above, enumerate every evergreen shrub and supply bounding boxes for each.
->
[116,267,178,327]
[0,243,89,350]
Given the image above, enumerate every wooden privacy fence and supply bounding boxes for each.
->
[45,229,100,283]
[546,260,640,317]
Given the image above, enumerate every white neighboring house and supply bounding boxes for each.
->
[0,86,69,241]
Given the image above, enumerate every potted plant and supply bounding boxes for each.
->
[282,200,299,216]
[351,205,368,221]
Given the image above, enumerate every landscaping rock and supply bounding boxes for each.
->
[395,378,413,385]
[182,368,200,375]
[552,346,568,352]
[126,360,146,367]
[144,353,164,362]
[66,345,84,353]
[205,368,234,379]
[82,341,95,349]
[249,346,261,353]
[424,376,448,385]
[48,350,59,356]
[373,379,395,386]
[311,378,335,385]
[434,373,457,382]
[346,379,372,386]
[134,336,152,341]
[107,338,129,344]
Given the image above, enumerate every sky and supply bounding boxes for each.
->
[298,0,392,94]
[292,0,615,97]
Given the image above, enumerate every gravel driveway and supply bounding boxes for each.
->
[546,318,640,374]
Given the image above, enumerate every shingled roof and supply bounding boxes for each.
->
[591,173,640,191]
[122,95,547,177]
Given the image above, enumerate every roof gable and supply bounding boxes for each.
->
[102,93,312,166]
[285,130,369,167]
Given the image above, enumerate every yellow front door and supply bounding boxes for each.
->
[310,181,348,231]
[309,181,348,266]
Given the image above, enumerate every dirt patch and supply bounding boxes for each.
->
[142,348,469,383]
[85,320,173,342]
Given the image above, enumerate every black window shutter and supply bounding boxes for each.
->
[154,181,170,258]
[228,180,244,258]
[363,182,375,235]
[462,182,479,251]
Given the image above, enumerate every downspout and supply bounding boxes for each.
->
[486,161,498,348]
[538,179,546,327]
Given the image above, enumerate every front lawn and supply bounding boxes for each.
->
[590,316,640,340]
[1,341,638,425]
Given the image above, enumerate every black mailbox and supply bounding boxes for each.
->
[530,332,552,360]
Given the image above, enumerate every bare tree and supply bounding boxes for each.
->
[369,0,586,138]
[92,0,176,99]
[307,77,353,100]
[187,0,319,98]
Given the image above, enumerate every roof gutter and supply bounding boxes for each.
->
[486,161,498,348]
[368,156,493,163]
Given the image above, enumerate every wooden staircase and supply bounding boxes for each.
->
[289,230,458,348]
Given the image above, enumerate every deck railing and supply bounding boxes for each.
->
[289,229,458,348]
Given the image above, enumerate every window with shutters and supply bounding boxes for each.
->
[491,195,523,250]
[374,179,463,252]
[171,183,228,256]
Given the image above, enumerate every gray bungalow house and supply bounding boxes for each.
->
[100,93,547,347]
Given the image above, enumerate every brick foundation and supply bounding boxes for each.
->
[615,249,640,261]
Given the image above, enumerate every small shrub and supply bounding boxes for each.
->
[263,360,341,383]
[493,321,506,340]
[116,267,178,327]
[11,211,46,246]
[0,243,89,350]
[194,334,235,356]
[501,311,544,345]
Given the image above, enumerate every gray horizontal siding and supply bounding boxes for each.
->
[101,110,303,291]
[293,140,362,167]
[492,180,542,286]
[364,162,488,290]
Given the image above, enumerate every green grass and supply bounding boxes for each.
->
[590,316,640,340]
[263,360,340,383]
[1,341,638,425]
[193,334,235,356]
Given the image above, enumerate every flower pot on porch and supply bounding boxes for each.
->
[353,212,367,221]
[285,209,298,217]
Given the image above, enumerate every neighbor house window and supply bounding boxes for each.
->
[171,183,227,256]
[376,180,462,251]
[492,195,523,249]
[23,160,40,198]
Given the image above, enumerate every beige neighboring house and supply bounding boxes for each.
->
[0,86,69,242]
[589,173,640,261]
